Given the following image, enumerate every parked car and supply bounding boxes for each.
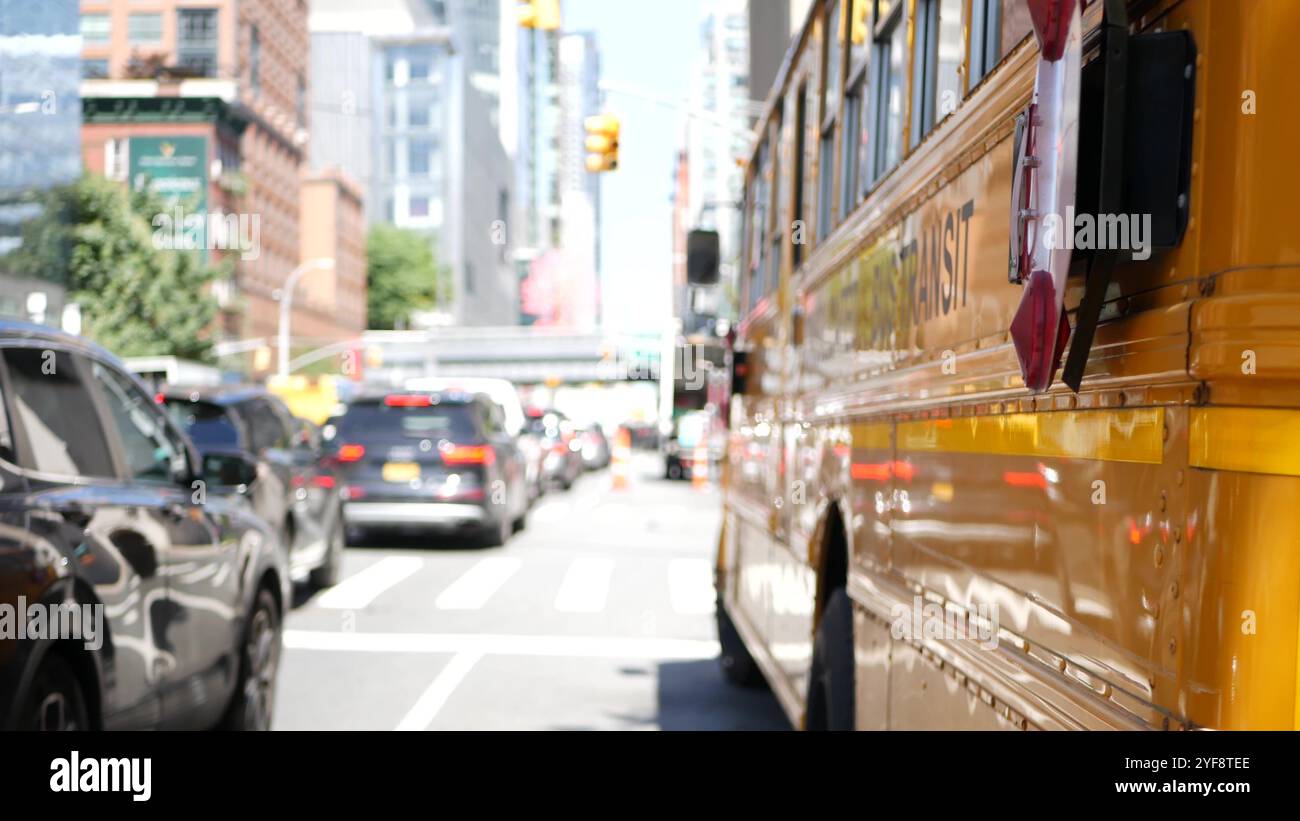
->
[404,377,544,503]
[326,390,529,546]
[0,320,288,730]
[526,408,583,490]
[160,386,345,588]
[579,423,611,470]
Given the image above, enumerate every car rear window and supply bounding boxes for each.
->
[164,399,242,449]
[336,401,479,442]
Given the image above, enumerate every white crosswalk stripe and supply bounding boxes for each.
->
[553,558,615,613]
[435,557,522,610]
[315,556,423,610]
[667,558,715,615]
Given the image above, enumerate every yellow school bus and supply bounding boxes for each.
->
[716,0,1300,730]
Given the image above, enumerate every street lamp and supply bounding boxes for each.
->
[276,258,335,377]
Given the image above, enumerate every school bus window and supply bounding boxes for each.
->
[841,77,864,219]
[848,0,869,71]
[967,0,1001,87]
[868,2,906,185]
[911,0,963,146]
[792,83,809,267]
[746,142,768,314]
[766,111,783,297]
[818,0,846,242]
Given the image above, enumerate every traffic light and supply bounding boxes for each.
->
[584,113,620,173]
[517,0,560,31]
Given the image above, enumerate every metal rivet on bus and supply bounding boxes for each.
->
[1159,491,1167,512]
[1184,64,1192,80]
[1154,545,1164,568]
[1170,581,1179,599]
[1174,527,1182,543]
[1116,392,1126,407]
[1176,469,1184,487]
[1168,638,1177,656]
[1177,193,1187,209]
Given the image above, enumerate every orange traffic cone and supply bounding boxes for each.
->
[692,442,709,490]
[611,427,632,490]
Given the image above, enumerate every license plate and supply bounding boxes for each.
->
[382,462,420,483]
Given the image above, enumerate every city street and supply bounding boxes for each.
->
[273,454,788,731]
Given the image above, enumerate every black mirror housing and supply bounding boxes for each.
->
[686,229,721,286]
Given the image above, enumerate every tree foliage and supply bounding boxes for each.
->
[366,224,448,330]
[5,174,223,362]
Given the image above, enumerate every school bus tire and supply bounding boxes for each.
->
[716,600,763,687]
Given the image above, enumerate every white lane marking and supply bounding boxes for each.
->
[284,630,719,660]
[668,558,715,615]
[394,652,481,731]
[435,557,522,610]
[314,556,423,610]
[553,558,614,613]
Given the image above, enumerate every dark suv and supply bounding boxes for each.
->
[326,391,528,546]
[161,387,344,588]
[0,320,288,730]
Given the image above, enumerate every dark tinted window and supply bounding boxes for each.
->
[2,348,114,478]
[337,401,479,442]
[90,362,186,483]
[243,398,290,452]
[165,398,243,449]
[0,361,15,465]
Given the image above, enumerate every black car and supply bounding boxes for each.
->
[526,408,583,490]
[326,391,529,546]
[161,386,345,588]
[0,320,288,730]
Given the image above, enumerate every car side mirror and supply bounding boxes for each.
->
[686,229,720,286]
[202,451,258,492]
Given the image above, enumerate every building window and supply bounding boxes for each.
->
[105,138,128,181]
[249,25,261,92]
[408,139,433,176]
[81,59,109,79]
[128,14,162,44]
[968,0,1002,87]
[409,196,430,218]
[869,2,906,186]
[80,14,110,43]
[178,8,219,78]
[911,0,963,146]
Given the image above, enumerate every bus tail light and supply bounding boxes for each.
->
[1008,0,1082,392]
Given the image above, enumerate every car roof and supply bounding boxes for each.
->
[159,385,272,406]
[0,318,127,365]
[348,389,480,406]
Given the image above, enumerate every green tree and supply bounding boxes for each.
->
[366,224,448,329]
[6,174,223,361]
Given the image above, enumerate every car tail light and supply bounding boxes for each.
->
[154,392,166,405]
[1008,0,1081,392]
[310,475,337,490]
[384,394,432,407]
[441,444,495,466]
[338,444,366,462]
[344,486,366,500]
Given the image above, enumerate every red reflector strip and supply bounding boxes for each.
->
[385,395,432,407]
[443,445,494,465]
[1002,470,1048,490]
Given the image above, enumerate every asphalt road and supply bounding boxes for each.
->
[273,453,789,731]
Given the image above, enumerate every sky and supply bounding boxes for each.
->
[560,0,702,337]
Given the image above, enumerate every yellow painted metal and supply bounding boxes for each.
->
[897,408,1165,464]
[1190,407,1300,477]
